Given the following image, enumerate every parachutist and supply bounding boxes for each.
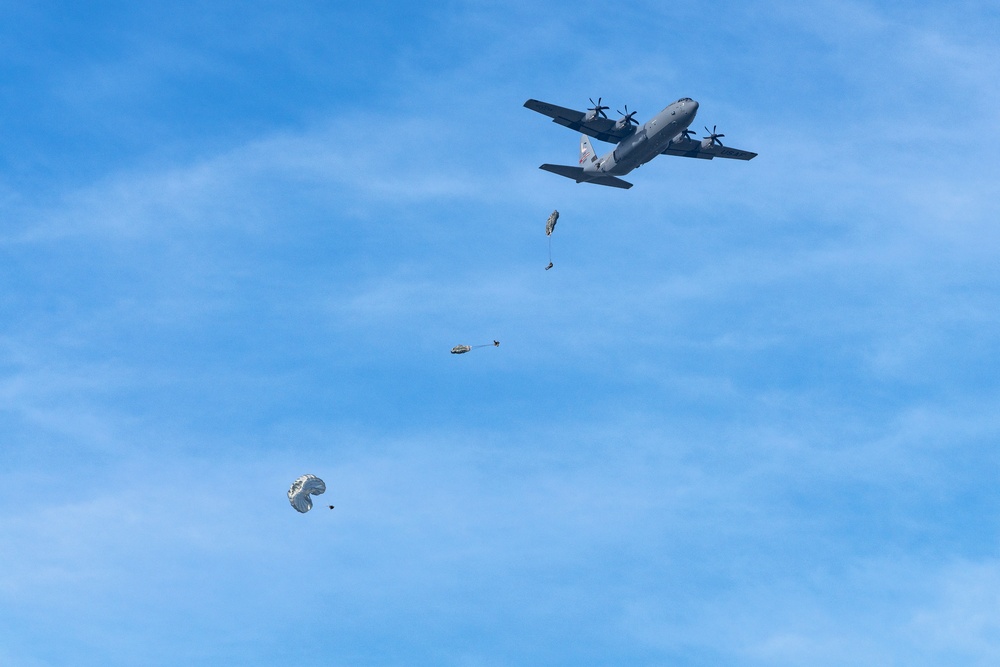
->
[328,505,334,510]
[493,340,500,347]
[545,262,553,270]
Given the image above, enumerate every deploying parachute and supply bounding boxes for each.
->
[545,209,559,236]
[545,210,559,270]
[288,474,326,513]
[451,341,500,354]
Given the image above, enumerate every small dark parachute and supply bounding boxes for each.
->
[288,474,326,513]
[545,210,559,269]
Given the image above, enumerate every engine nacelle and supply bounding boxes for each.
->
[614,120,637,135]
[668,131,697,147]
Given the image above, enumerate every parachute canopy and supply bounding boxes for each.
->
[288,474,326,513]
[451,341,499,354]
[545,210,559,236]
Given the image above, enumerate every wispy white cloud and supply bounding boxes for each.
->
[2,363,998,664]
[910,559,1000,663]
[3,2,1000,665]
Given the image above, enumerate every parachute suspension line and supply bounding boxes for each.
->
[452,341,498,353]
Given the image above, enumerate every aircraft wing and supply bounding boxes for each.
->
[660,139,757,161]
[524,99,634,144]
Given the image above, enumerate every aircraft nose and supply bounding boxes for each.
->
[689,100,699,115]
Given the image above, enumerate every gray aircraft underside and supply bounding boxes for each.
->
[524,97,757,189]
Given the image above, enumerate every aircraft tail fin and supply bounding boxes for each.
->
[579,134,596,166]
[539,164,633,189]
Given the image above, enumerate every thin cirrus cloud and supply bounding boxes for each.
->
[2,1,1000,666]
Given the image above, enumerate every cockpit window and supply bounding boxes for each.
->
[675,97,693,103]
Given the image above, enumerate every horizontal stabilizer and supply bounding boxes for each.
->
[539,164,633,190]
[539,163,585,180]
[588,174,634,189]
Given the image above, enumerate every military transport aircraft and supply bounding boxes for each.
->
[524,96,757,189]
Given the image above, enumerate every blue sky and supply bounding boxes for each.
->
[2,1,999,665]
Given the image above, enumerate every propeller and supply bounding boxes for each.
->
[616,105,638,127]
[703,125,725,147]
[588,97,610,119]
[681,128,698,140]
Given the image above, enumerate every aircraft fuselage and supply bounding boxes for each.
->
[583,98,699,177]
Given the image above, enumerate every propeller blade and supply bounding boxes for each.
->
[702,125,726,146]
[616,106,638,126]
[589,97,609,118]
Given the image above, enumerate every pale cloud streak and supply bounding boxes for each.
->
[3,2,1000,665]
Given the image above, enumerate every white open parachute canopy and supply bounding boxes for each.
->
[288,474,326,513]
